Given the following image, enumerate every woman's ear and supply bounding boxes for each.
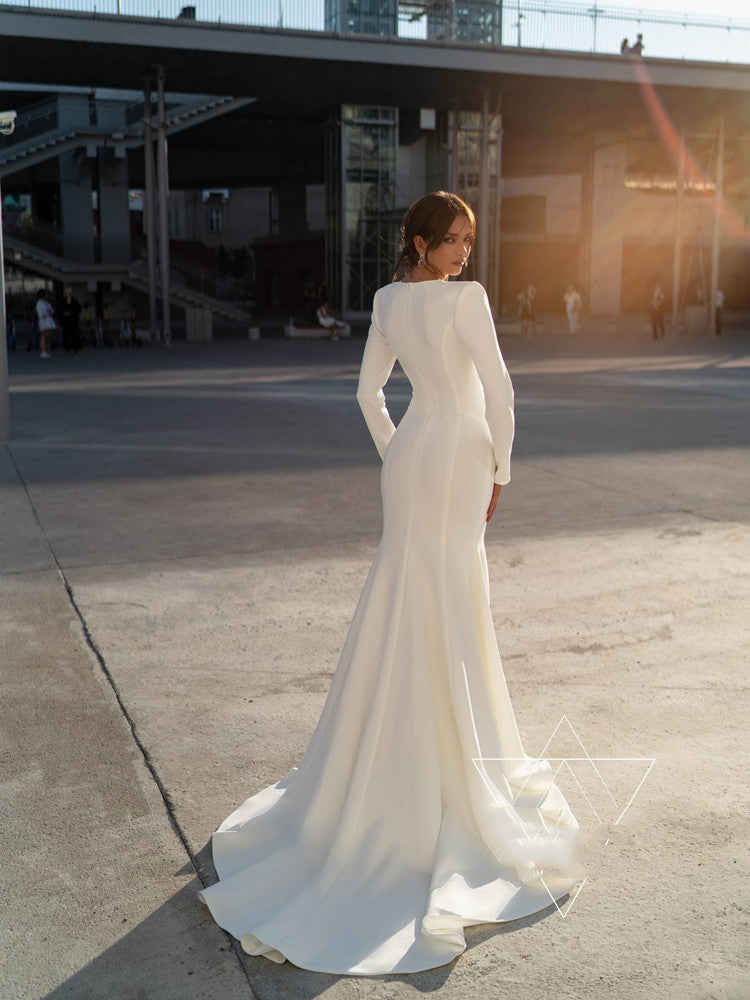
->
[413,235,427,257]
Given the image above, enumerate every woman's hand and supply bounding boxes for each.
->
[486,483,502,523]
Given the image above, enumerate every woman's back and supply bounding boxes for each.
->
[359,279,515,488]
[373,280,485,417]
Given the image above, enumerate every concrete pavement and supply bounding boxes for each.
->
[1,325,748,1000]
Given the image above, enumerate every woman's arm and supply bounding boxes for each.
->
[455,282,515,486]
[356,309,397,461]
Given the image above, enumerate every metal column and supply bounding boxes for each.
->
[450,108,459,194]
[142,79,159,340]
[0,109,16,442]
[477,94,490,289]
[671,132,685,329]
[156,66,171,345]
[493,112,503,313]
[0,173,10,441]
[709,117,724,337]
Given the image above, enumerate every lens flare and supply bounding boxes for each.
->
[629,56,748,241]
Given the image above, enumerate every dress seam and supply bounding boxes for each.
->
[315,282,431,886]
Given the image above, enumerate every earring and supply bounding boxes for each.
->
[418,252,426,267]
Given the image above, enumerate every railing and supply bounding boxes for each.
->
[6,0,750,63]
[0,214,138,265]
[129,236,255,307]
[0,94,144,157]
[1,216,250,305]
[0,93,239,163]
[2,213,67,258]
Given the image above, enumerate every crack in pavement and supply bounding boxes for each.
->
[4,442,260,1000]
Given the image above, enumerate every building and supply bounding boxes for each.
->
[1,2,749,332]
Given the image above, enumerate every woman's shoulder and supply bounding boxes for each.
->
[455,280,490,306]
[371,279,487,310]
[373,280,410,299]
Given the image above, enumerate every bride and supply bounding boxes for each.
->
[199,191,579,975]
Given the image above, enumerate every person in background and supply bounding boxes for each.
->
[60,286,82,354]
[517,283,537,338]
[316,296,351,340]
[650,284,666,339]
[35,289,56,359]
[563,284,582,334]
[620,37,630,54]
[630,33,644,55]
[715,289,725,336]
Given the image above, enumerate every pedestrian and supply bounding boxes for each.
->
[715,289,725,336]
[6,315,16,352]
[35,289,56,358]
[630,33,644,55]
[316,295,351,340]
[60,286,82,353]
[517,283,537,337]
[650,284,666,339]
[620,37,630,54]
[563,284,582,334]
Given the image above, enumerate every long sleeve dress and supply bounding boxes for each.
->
[199,279,579,975]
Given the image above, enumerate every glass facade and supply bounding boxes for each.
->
[427,2,502,44]
[452,109,502,304]
[325,0,398,35]
[335,105,399,313]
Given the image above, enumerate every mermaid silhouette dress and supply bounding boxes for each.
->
[199,280,579,975]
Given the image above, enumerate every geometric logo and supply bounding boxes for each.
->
[473,714,656,918]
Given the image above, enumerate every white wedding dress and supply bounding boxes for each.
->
[199,280,579,975]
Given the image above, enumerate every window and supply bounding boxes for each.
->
[207,206,224,234]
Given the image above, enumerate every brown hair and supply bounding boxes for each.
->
[392,191,476,281]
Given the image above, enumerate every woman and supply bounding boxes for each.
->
[316,295,351,340]
[200,192,579,975]
[35,289,56,359]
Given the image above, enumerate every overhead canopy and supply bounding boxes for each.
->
[1,8,748,188]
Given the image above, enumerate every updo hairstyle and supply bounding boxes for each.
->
[392,191,476,281]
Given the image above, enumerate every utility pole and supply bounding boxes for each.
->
[478,93,490,290]
[709,116,724,337]
[0,109,17,443]
[671,132,685,329]
[494,108,504,315]
[156,66,171,345]
[450,108,459,194]
[141,78,159,341]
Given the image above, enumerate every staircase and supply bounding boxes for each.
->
[3,229,253,323]
[1,91,257,322]
[0,93,255,176]
[127,261,253,322]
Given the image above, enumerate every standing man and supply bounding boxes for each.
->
[714,289,725,336]
[517,283,537,338]
[60,286,82,353]
[650,284,666,339]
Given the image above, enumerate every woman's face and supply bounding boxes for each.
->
[418,214,474,279]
